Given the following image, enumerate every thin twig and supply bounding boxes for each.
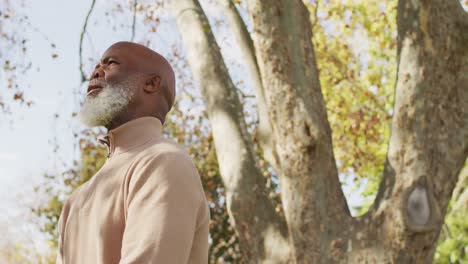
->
[312,0,320,31]
[236,88,255,99]
[79,0,97,83]
[130,0,138,41]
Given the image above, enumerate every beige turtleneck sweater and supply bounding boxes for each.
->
[56,117,210,264]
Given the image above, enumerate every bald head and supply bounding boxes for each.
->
[103,41,176,111]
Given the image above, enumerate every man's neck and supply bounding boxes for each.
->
[105,112,137,131]
[105,112,163,131]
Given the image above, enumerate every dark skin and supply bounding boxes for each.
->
[88,41,176,130]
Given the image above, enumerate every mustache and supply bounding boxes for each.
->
[87,80,108,94]
[88,79,107,87]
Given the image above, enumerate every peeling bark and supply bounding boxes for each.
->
[367,0,468,262]
[244,0,350,261]
[168,0,290,262]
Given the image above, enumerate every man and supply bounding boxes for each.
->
[56,41,210,264]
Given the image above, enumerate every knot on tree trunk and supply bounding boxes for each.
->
[403,176,440,232]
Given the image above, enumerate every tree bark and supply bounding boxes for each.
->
[168,0,291,262]
[219,0,278,174]
[357,0,468,262]
[244,0,351,261]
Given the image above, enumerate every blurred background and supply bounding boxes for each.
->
[0,0,466,263]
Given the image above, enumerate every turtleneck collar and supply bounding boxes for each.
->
[98,116,163,158]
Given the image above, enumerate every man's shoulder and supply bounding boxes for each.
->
[130,137,201,186]
[138,136,192,163]
[149,136,186,153]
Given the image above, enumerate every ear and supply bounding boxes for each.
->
[143,74,161,93]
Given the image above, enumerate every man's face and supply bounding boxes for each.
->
[79,45,142,127]
[87,46,141,97]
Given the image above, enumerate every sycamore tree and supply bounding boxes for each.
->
[168,0,467,262]
[26,0,467,263]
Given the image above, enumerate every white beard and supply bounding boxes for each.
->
[79,81,136,127]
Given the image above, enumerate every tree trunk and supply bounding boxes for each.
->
[169,0,468,262]
[168,0,291,262]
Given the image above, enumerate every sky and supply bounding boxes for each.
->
[0,0,370,257]
[1,0,84,202]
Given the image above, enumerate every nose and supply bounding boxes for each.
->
[90,64,104,80]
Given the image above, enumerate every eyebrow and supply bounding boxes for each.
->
[100,56,115,64]
[95,56,119,69]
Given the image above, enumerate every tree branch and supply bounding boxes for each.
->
[219,0,278,174]
[79,0,96,83]
[130,0,138,42]
[168,0,291,262]
[311,0,320,31]
[370,0,468,258]
[245,0,351,261]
